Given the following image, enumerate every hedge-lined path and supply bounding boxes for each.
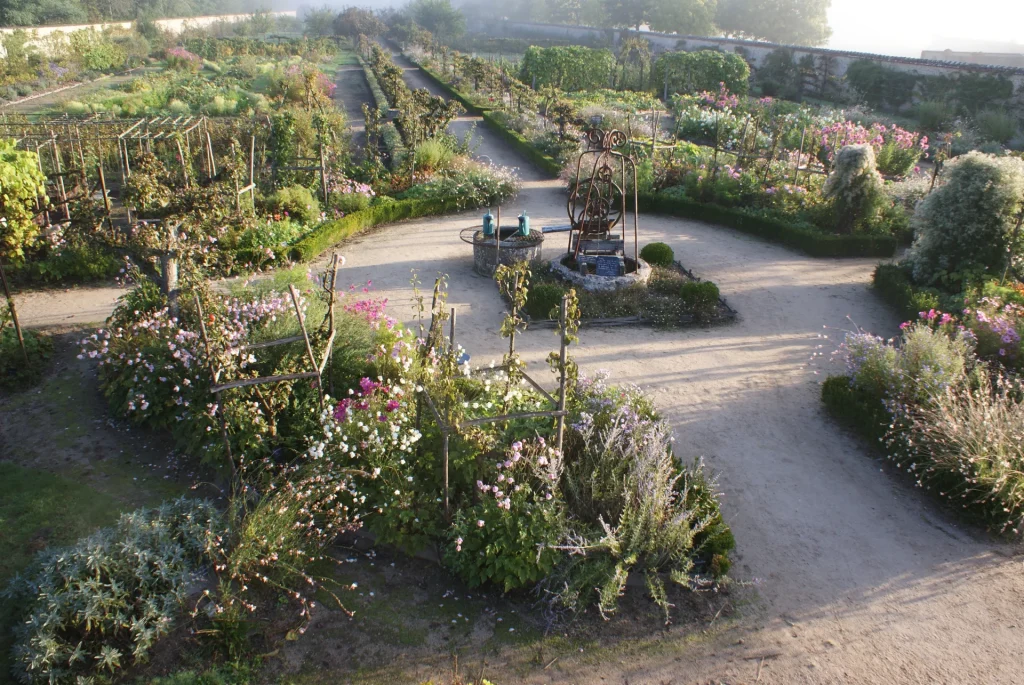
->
[11,51,1022,685]
[291,52,1024,684]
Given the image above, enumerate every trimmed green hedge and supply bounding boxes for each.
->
[872,263,942,321]
[638,194,898,258]
[404,55,491,115]
[821,375,890,446]
[480,111,564,177]
[289,197,459,262]
[357,55,389,114]
[357,55,406,168]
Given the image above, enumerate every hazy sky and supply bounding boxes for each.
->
[827,0,1024,57]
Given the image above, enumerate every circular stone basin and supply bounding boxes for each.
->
[549,253,652,292]
[471,227,544,276]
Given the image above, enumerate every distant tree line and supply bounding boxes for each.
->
[0,0,255,28]
[460,0,833,47]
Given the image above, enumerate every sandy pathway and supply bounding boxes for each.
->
[11,54,1022,685]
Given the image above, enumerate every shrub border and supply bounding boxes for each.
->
[403,55,491,115]
[871,262,943,321]
[480,111,564,177]
[289,197,460,262]
[638,193,898,258]
[358,54,405,166]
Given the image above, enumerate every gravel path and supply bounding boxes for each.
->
[12,51,1022,685]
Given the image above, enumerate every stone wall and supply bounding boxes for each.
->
[472,19,1024,94]
[0,11,298,58]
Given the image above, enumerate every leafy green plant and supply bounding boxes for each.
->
[976,109,1018,144]
[413,138,456,173]
[443,439,565,591]
[526,282,565,320]
[916,100,952,131]
[548,375,733,621]
[679,281,720,322]
[0,325,52,390]
[0,139,47,261]
[266,185,321,225]
[640,242,675,267]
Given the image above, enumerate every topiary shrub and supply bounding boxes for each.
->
[640,242,674,267]
[266,184,321,225]
[680,280,720,322]
[526,283,565,320]
[907,152,1024,287]
[822,144,885,234]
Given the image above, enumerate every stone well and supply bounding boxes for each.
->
[470,227,544,276]
[548,253,652,292]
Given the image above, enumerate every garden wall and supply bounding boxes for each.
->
[470,19,1024,94]
[0,11,298,57]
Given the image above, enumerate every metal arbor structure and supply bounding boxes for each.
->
[566,126,640,266]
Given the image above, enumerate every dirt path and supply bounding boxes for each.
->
[333,63,371,159]
[11,54,1023,685]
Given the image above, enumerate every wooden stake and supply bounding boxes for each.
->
[0,260,28,364]
[288,284,324,408]
[194,295,235,481]
[556,296,568,454]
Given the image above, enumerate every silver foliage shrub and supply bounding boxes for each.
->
[546,376,733,623]
[908,151,1024,286]
[3,498,223,684]
[823,144,885,234]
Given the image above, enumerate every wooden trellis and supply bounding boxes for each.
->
[197,254,342,477]
[418,286,572,519]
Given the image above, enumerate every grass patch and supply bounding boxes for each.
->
[0,463,124,680]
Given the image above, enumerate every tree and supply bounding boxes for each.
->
[303,6,337,37]
[408,0,465,41]
[0,0,87,26]
[648,0,717,35]
[0,140,47,262]
[604,0,654,28]
[334,6,386,39]
[716,0,832,46]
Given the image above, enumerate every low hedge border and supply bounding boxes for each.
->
[480,111,564,177]
[871,262,944,321]
[289,197,460,262]
[357,55,405,167]
[403,55,491,115]
[821,375,891,446]
[357,54,389,114]
[638,193,898,258]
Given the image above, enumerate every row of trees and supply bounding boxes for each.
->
[0,0,255,28]
[459,0,833,47]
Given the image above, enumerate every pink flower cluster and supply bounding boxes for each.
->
[698,82,740,111]
[330,178,375,197]
[333,376,401,422]
[819,120,928,157]
[343,295,397,331]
